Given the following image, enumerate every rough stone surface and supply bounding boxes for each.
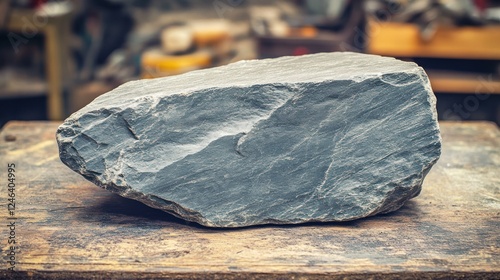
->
[57,52,441,228]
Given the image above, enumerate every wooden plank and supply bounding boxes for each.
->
[44,21,66,120]
[367,20,500,60]
[0,121,499,279]
[428,71,500,94]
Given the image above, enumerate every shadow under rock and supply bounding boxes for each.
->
[76,192,423,232]
[75,193,208,230]
[246,199,423,230]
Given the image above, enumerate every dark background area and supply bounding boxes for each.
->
[1,0,500,128]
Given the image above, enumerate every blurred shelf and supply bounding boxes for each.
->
[367,20,500,60]
[0,78,47,99]
[258,33,346,58]
[367,19,500,95]
[5,4,72,120]
[428,71,500,94]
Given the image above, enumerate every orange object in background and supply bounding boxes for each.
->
[145,19,234,79]
[367,19,500,60]
[161,20,231,54]
[191,20,231,47]
[288,26,318,38]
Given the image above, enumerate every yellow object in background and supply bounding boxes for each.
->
[141,48,212,78]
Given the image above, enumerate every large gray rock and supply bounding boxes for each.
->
[57,52,441,227]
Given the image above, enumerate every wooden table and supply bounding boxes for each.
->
[0,121,498,279]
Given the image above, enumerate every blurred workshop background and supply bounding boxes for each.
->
[1,0,499,128]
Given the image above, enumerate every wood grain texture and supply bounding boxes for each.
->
[0,121,498,279]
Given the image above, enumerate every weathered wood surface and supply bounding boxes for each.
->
[0,121,498,279]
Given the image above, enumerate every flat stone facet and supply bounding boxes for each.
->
[57,52,441,227]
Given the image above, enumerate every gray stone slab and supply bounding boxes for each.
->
[57,52,441,227]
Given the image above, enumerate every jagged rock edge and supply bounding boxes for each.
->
[56,68,441,228]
